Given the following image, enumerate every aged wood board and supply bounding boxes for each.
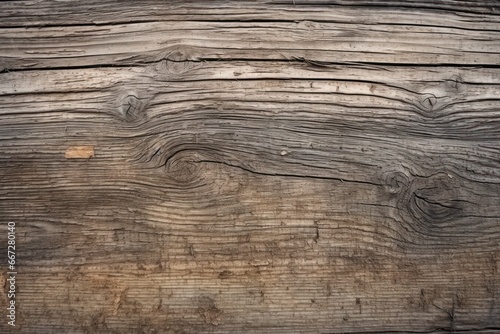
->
[1,0,500,333]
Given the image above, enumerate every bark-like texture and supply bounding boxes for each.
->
[1,1,499,333]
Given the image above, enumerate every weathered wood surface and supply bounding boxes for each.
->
[1,1,500,333]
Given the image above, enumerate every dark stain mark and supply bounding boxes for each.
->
[198,296,222,326]
[218,270,233,279]
[356,297,362,314]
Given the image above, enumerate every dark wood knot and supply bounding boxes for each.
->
[153,45,201,76]
[164,60,196,75]
[118,93,147,121]
[417,92,440,113]
[163,148,204,185]
[445,74,464,90]
[384,171,409,194]
[407,173,463,226]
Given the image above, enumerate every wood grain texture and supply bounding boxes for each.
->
[0,1,499,333]
[1,1,500,70]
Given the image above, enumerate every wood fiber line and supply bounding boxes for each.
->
[0,1,499,333]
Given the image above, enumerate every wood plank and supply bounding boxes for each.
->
[1,4,500,70]
[1,61,499,332]
[1,1,499,333]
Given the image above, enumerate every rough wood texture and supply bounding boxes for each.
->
[1,1,499,333]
